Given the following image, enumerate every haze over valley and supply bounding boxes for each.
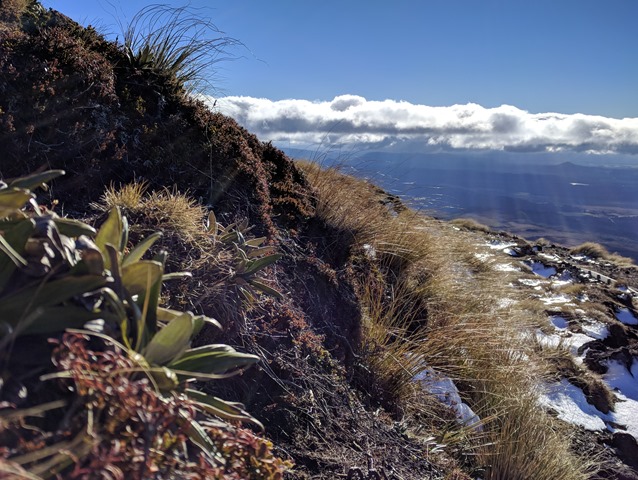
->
[293,150,638,262]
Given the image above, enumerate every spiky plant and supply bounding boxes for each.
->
[121,4,242,95]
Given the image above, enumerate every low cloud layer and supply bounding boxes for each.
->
[212,95,638,154]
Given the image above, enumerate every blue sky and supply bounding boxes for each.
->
[42,1,638,154]
[43,1,637,118]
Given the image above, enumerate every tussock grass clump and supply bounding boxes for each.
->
[299,161,393,246]
[570,241,635,266]
[450,217,492,233]
[96,181,207,242]
[303,163,592,480]
[122,4,242,95]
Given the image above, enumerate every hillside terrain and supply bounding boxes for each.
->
[1,3,637,479]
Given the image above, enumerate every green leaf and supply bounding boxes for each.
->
[242,253,282,276]
[143,312,193,365]
[156,307,185,322]
[0,188,33,213]
[169,347,259,376]
[0,275,107,327]
[121,260,163,297]
[206,210,218,236]
[186,389,264,429]
[244,237,266,248]
[0,219,34,290]
[182,413,217,455]
[192,315,222,337]
[248,279,284,299]
[162,271,192,281]
[95,208,123,266]
[122,232,162,267]
[52,218,97,237]
[149,366,179,391]
[121,260,163,347]
[219,231,239,243]
[17,305,109,336]
[120,215,129,252]
[247,245,278,259]
[8,170,65,191]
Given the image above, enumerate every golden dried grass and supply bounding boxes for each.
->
[302,162,593,480]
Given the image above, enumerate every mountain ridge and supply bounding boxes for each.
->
[1,3,637,479]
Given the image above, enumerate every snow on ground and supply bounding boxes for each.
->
[581,321,609,340]
[535,328,593,358]
[541,294,573,305]
[529,261,557,278]
[474,252,493,262]
[539,365,638,440]
[494,263,520,272]
[539,379,608,431]
[414,368,481,429]
[518,278,543,288]
[539,252,561,262]
[571,254,594,263]
[533,284,638,439]
[485,241,517,251]
[550,271,574,288]
[616,308,638,326]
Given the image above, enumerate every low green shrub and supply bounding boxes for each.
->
[0,171,289,478]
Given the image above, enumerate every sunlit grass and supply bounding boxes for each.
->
[301,161,593,479]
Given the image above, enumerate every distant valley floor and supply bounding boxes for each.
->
[292,151,638,263]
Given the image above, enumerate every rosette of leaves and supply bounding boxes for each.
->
[206,210,283,301]
[0,171,270,475]
[93,206,263,429]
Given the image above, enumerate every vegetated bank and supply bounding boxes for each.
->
[1,3,637,479]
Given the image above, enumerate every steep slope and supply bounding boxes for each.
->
[1,3,637,480]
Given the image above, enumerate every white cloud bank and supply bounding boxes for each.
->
[212,94,638,154]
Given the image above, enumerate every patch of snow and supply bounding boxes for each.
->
[519,278,543,287]
[581,322,609,340]
[605,360,638,402]
[535,329,561,349]
[603,360,638,439]
[503,247,518,257]
[486,241,516,251]
[571,254,596,263]
[498,298,517,309]
[530,261,557,278]
[474,252,493,262]
[414,368,481,429]
[550,316,569,329]
[538,380,607,431]
[566,333,596,356]
[551,271,574,288]
[362,244,376,260]
[539,252,561,262]
[541,294,572,305]
[540,366,638,439]
[535,329,593,357]
[616,308,638,326]
[494,263,520,272]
